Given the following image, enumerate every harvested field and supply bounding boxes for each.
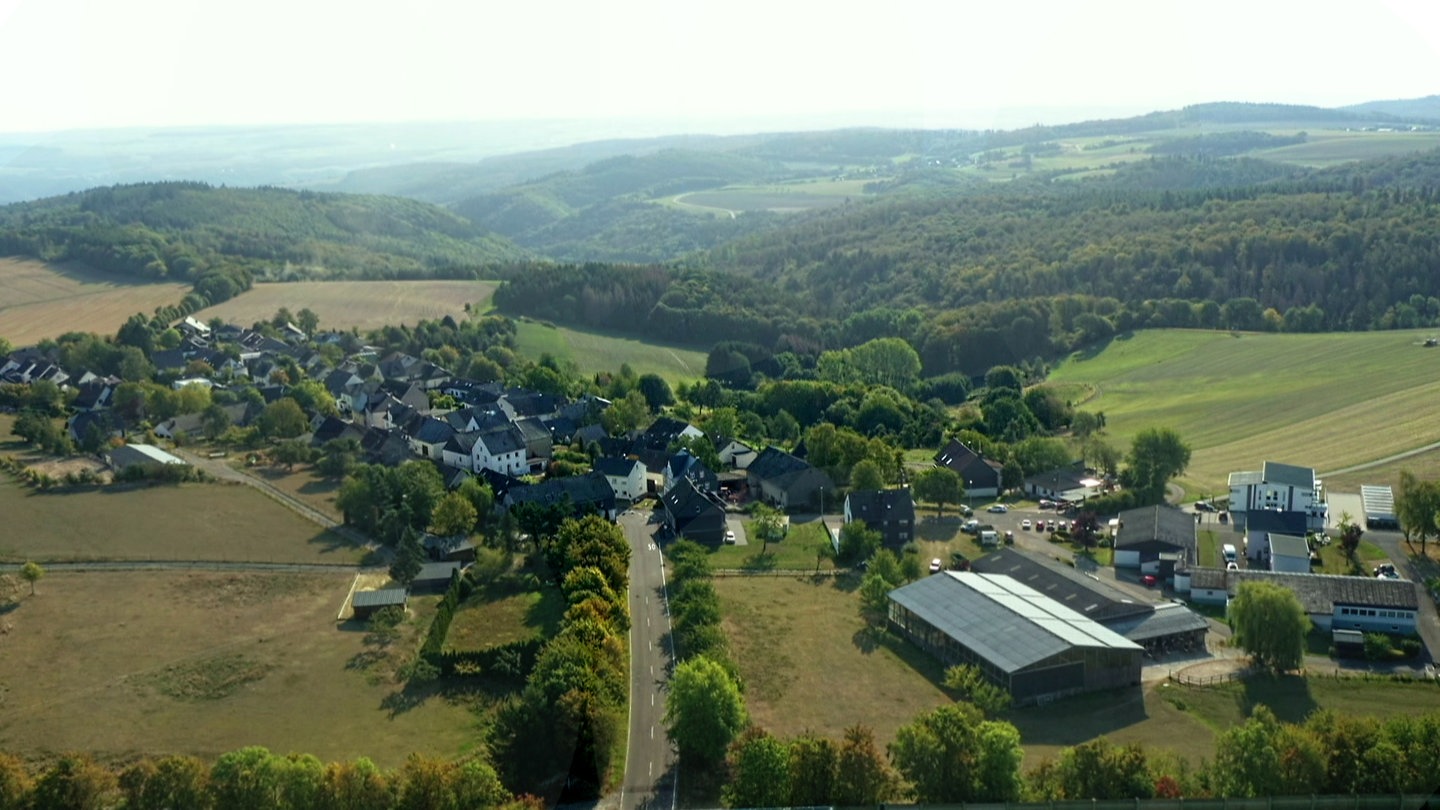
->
[0,570,478,768]
[194,280,497,332]
[0,475,364,564]
[0,258,189,345]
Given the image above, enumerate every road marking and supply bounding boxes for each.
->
[651,726,655,739]
[648,640,652,651]
[649,761,653,776]
[651,693,654,705]
[648,543,656,551]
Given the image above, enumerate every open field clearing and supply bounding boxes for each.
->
[236,462,345,522]
[1048,329,1440,495]
[0,473,364,564]
[669,180,867,213]
[1254,130,1440,166]
[0,258,189,345]
[513,318,707,383]
[195,280,497,332]
[445,584,564,650]
[0,570,478,767]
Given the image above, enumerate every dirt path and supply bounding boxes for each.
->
[670,192,737,219]
[1319,438,1440,477]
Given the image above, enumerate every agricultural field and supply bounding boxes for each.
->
[0,257,189,346]
[1048,329,1440,496]
[513,318,707,383]
[664,179,872,215]
[194,280,498,332]
[1253,129,1440,166]
[0,570,480,768]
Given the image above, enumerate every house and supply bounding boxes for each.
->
[1243,510,1309,563]
[1023,465,1102,503]
[1112,505,1195,575]
[406,418,456,461]
[154,412,206,441]
[631,417,705,473]
[514,418,554,472]
[411,562,463,594]
[423,533,477,564]
[0,350,68,386]
[933,439,1004,498]
[594,456,647,502]
[504,471,618,521]
[351,588,407,621]
[67,410,125,445]
[973,547,1208,655]
[716,437,758,470]
[662,477,729,544]
[105,443,187,472]
[440,432,480,472]
[573,422,609,449]
[746,446,834,511]
[498,389,561,421]
[309,415,364,449]
[844,488,917,549]
[379,380,431,415]
[1227,461,1327,531]
[1183,569,1419,634]
[887,572,1142,705]
[178,315,212,339]
[474,426,529,476]
[71,377,121,412]
[360,427,413,467]
[663,450,717,494]
[1263,533,1311,573]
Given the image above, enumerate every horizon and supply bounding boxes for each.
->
[2,0,1438,136]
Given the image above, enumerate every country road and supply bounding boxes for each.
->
[615,509,678,810]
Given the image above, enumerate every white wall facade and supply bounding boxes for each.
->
[1332,605,1417,635]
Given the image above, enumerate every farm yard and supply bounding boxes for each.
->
[1047,329,1440,496]
[0,258,190,346]
[195,279,499,333]
[0,570,479,768]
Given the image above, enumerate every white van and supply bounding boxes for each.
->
[1222,544,1238,564]
[979,529,999,547]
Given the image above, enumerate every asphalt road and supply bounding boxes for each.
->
[616,509,678,810]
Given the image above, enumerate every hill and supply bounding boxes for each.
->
[0,182,526,319]
[1342,94,1440,122]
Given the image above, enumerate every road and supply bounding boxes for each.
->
[617,509,678,810]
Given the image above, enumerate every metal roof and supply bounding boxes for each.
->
[971,547,1151,623]
[1267,533,1310,559]
[1102,602,1209,642]
[352,588,407,608]
[1361,485,1395,519]
[888,572,1141,675]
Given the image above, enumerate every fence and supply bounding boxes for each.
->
[1168,669,1249,687]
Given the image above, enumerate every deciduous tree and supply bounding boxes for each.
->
[913,466,963,516]
[430,492,478,538]
[723,727,791,809]
[1122,427,1190,503]
[1230,580,1308,672]
[20,561,43,596]
[888,702,1023,803]
[834,725,895,806]
[666,655,748,765]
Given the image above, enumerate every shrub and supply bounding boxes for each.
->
[1363,632,1394,661]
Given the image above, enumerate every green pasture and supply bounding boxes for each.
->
[1049,329,1440,496]
[1254,130,1440,166]
[512,318,707,384]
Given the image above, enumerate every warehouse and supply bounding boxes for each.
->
[888,572,1143,705]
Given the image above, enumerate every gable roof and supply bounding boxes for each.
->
[845,488,917,527]
[971,546,1152,623]
[1245,510,1309,537]
[415,561,462,584]
[1267,533,1310,559]
[1214,569,1419,612]
[1024,465,1094,493]
[933,439,1003,482]
[594,456,643,478]
[477,425,526,456]
[662,476,728,527]
[1261,461,1316,489]
[748,445,813,482]
[506,471,616,512]
[409,417,456,445]
[352,588,408,609]
[1114,506,1196,552]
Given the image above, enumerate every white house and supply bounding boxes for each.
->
[595,456,646,502]
[406,418,455,461]
[717,438,758,470]
[1227,461,1327,531]
[1023,467,1102,503]
[472,426,528,476]
[1264,533,1311,573]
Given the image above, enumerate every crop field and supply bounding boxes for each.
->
[195,280,498,332]
[513,318,707,383]
[0,570,479,767]
[1048,329,1440,496]
[1254,130,1440,166]
[0,257,190,345]
[0,472,363,564]
[667,179,871,214]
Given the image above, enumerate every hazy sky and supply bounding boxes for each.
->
[1,0,1437,133]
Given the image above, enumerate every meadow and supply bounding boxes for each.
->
[0,570,480,768]
[668,179,870,214]
[0,258,190,346]
[195,279,497,332]
[513,318,708,383]
[1047,329,1440,496]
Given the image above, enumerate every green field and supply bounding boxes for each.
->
[513,318,707,383]
[1254,130,1440,166]
[1048,329,1440,496]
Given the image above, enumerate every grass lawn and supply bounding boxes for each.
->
[1048,329,1440,496]
[707,519,835,571]
[1197,529,1223,568]
[512,318,707,384]
[445,583,565,650]
[1156,673,1440,731]
[1315,541,1388,575]
[0,571,482,768]
[0,474,364,564]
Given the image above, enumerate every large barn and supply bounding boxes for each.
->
[888,572,1143,705]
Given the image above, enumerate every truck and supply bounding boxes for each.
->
[979,529,1000,547]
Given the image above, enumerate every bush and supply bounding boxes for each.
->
[1399,636,1423,658]
[1363,632,1394,661]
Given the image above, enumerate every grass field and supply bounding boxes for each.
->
[195,280,497,333]
[446,585,565,650]
[513,318,707,383]
[0,570,480,768]
[0,472,363,564]
[1048,329,1440,496]
[1253,130,1440,166]
[0,258,190,346]
[707,519,835,571]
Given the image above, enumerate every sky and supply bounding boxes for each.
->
[1,0,1438,134]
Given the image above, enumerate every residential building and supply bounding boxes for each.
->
[933,439,1003,498]
[1112,505,1195,575]
[843,488,917,549]
[662,477,729,545]
[1227,460,1327,531]
[594,456,647,502]
[746,445,834,511]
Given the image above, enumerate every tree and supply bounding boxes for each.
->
[888,702,1024,803]
[1071,511,1100,550]
[30,754,117,810]
[666,655,748,765]
[271,439,313,471]
[1396,470,1440,554]
[257,398,308,440]
[296,307,320,336]
[1036,737,1154,800]
[943,664,1012,716]
[787,733,837,807]
[389,528,426,587]
[600,390,648,435]
[750,503,785,554]
[837,520,880,565]
[1122,427,1190,503]
[1001,459,1024,493]
[0,752,33,810]
[20,561,43,596]
[1212,706,1325,797]
[913,466,963,516]
[201,403,232,441]
[850,459,885,492]
[834,725,896,806]
[636,373,674,413]
[1229,580,1308,672]
[723,727,791,809]
[1336,510,1364,559]
[430,492,478,538]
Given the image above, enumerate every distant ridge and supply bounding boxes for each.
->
[1341,94,1440,122]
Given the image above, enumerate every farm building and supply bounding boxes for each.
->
[411,562,463,594]
[1183,569,1419,634]
[351,588,407,621]
[888,571,1142,705]
[1227,461,1327,531]
[1361,485,1398,529]
[105,443,187,472]
[973,548,1207,655]
[1112,506,1195,574]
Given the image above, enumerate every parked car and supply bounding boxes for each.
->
[1141,574,1159,587]
[959,505,974,517]
[1004,530,1015,544]
[1038,498,1054,509]
[1021,519,1032,530]
[962,518,981,534]
[1226,562,1239,571]
[724,530,736,544]
[1194,501,1217,512]
[1058,520,1069,532]
[929,558,943,573]
[987,504,1008,513]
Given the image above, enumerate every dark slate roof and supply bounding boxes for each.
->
[543,416,579,443]
[443,467,471,490]
[424,533,475,556]
[353,588,408,609]
[149,349,188,371]
[361,428,412,465]
[1024,465,1091,492]
[1188,567,1228,590]
[515,417,552,445]
[503,389,560,418]
[933,439,1003,483]
[478,426,526,456]
[845,488,917,528]
[506,471,616,513]
[1101,602,1209,643]
[1227,570,1419,612]
[410,418,456,444]
[476,468,525,500]
[323,369,358,396]
[415,561,462,584]
[444,431,479,455]
[310,415,363,447]
[888,572,1141,674]
[971,547,1152,623]
[663,477,728,534]
[1245,510,1309,537]
[1261,461,1316,489]
[641,416,694,444]
[1114,506,1196,552]
[748,445,813,482]
[594,456,643,477]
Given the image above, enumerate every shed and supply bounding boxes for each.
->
[1332,628,1366,659]
[105,443,188,471]
[411,562,463,594]
[1361,485,1397,529]
[352,588,408,621]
